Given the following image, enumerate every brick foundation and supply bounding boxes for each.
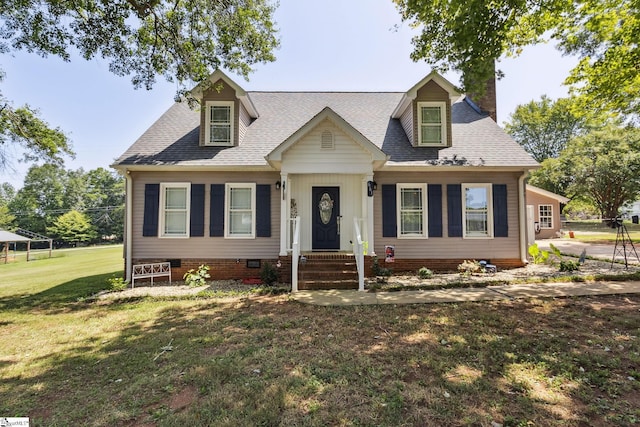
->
[128,256,525,284]
[130,258,285,283]
[374,258,525,275]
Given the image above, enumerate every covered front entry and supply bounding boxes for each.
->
[267,109,388,259]
[312,186,340,250]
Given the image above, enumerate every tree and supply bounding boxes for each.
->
[0,205,15,229]
[8,164,78,234]
[504,96,609,162]
[559,126,640,219]
[0,0,279,170]
[393,0,639,118]
[47,210,97,245]
[0,182,16,206]
[84,168,125,241]
[0,81,74,171]
[528,157,572,196]
[0,0,279,95]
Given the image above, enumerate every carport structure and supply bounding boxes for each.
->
[0,229,52,263]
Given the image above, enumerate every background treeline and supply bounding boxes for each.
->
[0,164,124,246]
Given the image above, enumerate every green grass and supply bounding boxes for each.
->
[564,220,640,243]
[1,246,640,426]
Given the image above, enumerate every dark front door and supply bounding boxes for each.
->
[312,186,340,250]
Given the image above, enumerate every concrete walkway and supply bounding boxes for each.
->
[290,281,640,306]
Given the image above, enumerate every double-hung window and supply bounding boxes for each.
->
[417,101,447,146]
[397,183,428,238]
[225,183,256,238]
[159,183,190,237]
[462,183,493,238]
[205,101,234,146]
[539,204,553,229]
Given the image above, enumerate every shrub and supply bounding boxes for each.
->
[418,267,433,279]
[549,243,581,272]
[183,264,210,287]
[260,262,278,286]
[457,260,482,277]
[371,256,392,282]
[107,276,128,292]
[528,243,550,264]
[559,260,581,272]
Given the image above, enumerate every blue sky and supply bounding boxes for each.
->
[1,0,578,189]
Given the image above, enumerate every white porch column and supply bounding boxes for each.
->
[279,173,289,256]
[363,174,376,256]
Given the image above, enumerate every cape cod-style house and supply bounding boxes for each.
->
[112,69,539,291]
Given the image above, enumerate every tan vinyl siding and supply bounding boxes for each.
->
[373,171,522,260]
[526,191,564,240]
[130,171,280,259]
[399,104,413,142]
[413,80,452,147]
[199,79,239,146]
[238,102,252,144]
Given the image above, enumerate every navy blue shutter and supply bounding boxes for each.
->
[381,184,397,237]
[428,184,443,237]
[142,184,160,236]
[493,184,508,237]
[210,184,225,237]
[256,184,271,237]
[190,184,205,236]
[447,184,463,237]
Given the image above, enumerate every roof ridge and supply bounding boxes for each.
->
[247,90,405,94]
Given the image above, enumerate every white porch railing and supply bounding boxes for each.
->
[353,217,366,291]
[290,216,301,292]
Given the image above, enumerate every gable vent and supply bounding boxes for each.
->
[321,130,334,150]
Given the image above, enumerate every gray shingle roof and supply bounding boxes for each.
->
[113,92,538,169]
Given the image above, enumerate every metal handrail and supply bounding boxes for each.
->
[291,216,301,292]
[353,217,365,291]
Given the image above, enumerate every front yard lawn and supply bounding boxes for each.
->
[1,245,639,426]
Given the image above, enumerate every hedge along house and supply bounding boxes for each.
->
[112,70,539,291]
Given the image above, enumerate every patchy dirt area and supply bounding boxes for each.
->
[94,279,266,300]
[375,257,640,290]
[95,256,640,300]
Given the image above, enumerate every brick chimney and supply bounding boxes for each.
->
[467,63,497,122]
[474,76,497,122]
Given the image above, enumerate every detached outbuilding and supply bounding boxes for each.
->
[526,185,570,240]
[0,229,52,263]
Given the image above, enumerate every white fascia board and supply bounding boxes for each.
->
[391,71,461,118]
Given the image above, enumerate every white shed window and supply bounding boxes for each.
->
[397,183,428,238]
[159,183,190,237]
[539,204,553,229]
[204,101,234,146]
[418,101,447,146]
[462,183,493,238]
[225,183,256,238]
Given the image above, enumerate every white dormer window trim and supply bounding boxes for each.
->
[204,100,234,146]
[417,101,447,147]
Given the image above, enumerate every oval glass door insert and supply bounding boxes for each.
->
[318,193,334,225]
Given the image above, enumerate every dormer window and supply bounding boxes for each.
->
[418,101,447,146]
[205,101,234,146]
